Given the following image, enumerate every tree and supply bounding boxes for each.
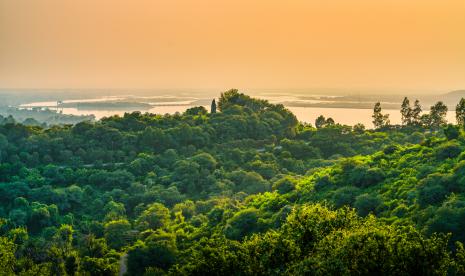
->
[353,123,365,134]
[53,224,74,256]
[443,124,460,140]
[272,176,297,194]
[315,116,335,129]
[315,115,326,129]
[435,140,462,160]
[224,208,260,240]
[0,134,7,162]
[184,106,207,116]
[400,97,412,125]
[229,170,270,194]
[298,222,451,275]
[217,89,268,112]
[430,101,448,128]
[22,118,42,127]
[211,99,217,114]
[82,235,109,258]
[456,98,465,126]
[0,237,16,275]
[139,127,169,152]
[417,174,449,206]
[455,242,465,274]
[420,114,431,127]
[126,234,177,275]
[332,186,360,208]
[218,89,241,112]
[136,203,170,231]
[103,201,126,222]
[354,193,381,216]
[372,102,390,129]
[48,225,77,276]
[80,256,118,276]
[411,99,422,125]
[325,117,335,126]
[191,152,217,172]
[280,139,321,159]
[104,219,131,250]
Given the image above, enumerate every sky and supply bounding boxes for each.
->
[1,0,464,92]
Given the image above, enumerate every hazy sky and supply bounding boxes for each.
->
[1,0,464,92]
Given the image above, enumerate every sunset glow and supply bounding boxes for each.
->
[1,0,464,91]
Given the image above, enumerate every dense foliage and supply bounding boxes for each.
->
[0,90,465,275]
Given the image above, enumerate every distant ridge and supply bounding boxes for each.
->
[444,90,465,96]
[442,90,465,105]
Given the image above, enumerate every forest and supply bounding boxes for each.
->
[1,89,465,275]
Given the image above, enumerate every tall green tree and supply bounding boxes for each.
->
[372,102,390,129]
[411,99,422,125]
[400,97,412,125]
[456,98,465,126]
[430,101,448,128]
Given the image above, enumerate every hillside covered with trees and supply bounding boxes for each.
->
[1,90,465,275]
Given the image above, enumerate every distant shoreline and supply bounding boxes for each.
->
[58,101,153,110]
[281,102,400,110]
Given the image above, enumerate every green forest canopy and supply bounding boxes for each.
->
[0,89,465,275]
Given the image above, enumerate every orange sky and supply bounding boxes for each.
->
[1,0,464,92]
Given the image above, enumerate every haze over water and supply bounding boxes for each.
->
[17,91,457,127]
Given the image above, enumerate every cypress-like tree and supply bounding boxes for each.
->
[411,99,422,125]
[211,99,217,114]
[456,98,465,126]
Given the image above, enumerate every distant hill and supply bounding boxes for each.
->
[443,90,465,104]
